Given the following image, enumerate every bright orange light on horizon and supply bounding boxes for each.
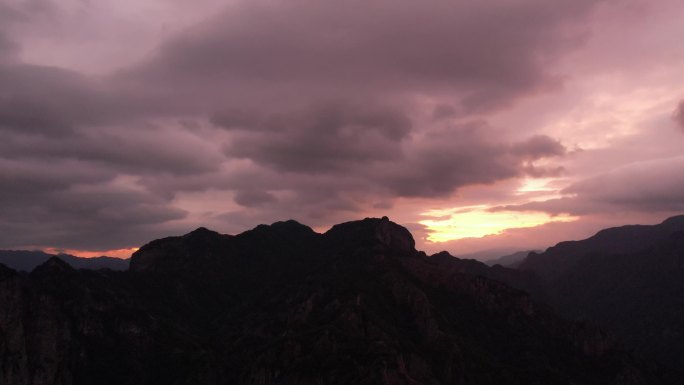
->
[419,206,578,243]
[43,247,139,259]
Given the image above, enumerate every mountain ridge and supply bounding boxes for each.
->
[0,250,129,272]
[519,215,684,281]
[0,217,678,384]
[516,214,684,370]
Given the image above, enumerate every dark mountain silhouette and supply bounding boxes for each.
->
[519,215,684,281]
[484,250,539,268]
[425,251,544,298]
[0,217,677,384]
[0,250,129,271]
[518,215,684,370]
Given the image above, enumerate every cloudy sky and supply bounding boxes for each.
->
[1,0,683,259]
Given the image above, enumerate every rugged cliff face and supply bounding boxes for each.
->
[518,216,684,371]
[0,217,677,384]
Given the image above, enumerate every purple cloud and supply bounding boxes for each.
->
[117,0,602,114]
[675,100,684,132]
[492,156,684,215]
[5,0,679,255]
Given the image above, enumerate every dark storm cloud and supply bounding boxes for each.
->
[0,189,187,250]
[432,105,458,121]
[218,114,566,204]
[375,124,567,197]
[223,101,411,173]
[511,135,567,159]
[0,0,54,20]
[0,62,213,249]
[490,198,603,216]
[675,101,684,132]
[0,5,122,135]
[0,0,606,250]
[0,32,17,61]
[493,156,684,215]
[210,109,260,131]
[0,156,188,249]
[119,0,601,113]
[233,190,277,207]
[0,96,219,249]
[0,1,28,23]
[563,157,684,211]
[214,101,411,140]
[0,125,223,174]
[0,64,128,136]
[0,158,113,198]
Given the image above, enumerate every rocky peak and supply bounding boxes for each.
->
[661,215,684,229]
[130,221,320,274]
[30,256,76,276]
[184,226,218,237]
[429,251,454,261]
[1,217,681,385]
[248,220,316,239]
[271,219,315,232]
[130,227,228,273]
[324,216,416,255]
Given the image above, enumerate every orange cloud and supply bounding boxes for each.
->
[43,247,137,260]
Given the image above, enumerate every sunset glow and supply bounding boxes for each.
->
[1,0,683,259]
[4,1,684,382]
[420,207,578,243]
[43,247,139,259]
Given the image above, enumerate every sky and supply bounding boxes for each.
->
[1,0,683,260]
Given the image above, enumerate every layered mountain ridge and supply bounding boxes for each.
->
[517,215,684,370]
[519,215,684,281]
[0,217,677,384]
[0,250,129,272]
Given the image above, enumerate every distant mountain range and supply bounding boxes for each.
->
[516,215,684,370]
[0,217,673,384]
[484,250,539,267]
[0,250,129,271]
